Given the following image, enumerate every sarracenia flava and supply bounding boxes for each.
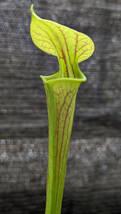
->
[30,4,95,214]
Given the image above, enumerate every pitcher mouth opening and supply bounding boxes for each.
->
[40,71,87,85]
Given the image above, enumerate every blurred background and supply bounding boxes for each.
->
[0,0,121,213]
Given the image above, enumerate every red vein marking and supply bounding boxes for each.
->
[34,23,60,57]
[58,90,75,171]
[78,38,88,43]
[47,23,69,77]
[32,31,54,47]
[57,110,72,180]
[56,25,75,77]
[40,45,55,51]
[62,114,72,163]
[60,34,86,43]
[42,22,70,77]
[56,90,72,160]
[32,31,43,37]
[57,113,72,194]
[55,90,73,162]
[74,33,79,58]
[77,43,88,53]
[55,92,75,207]
[61,101,74,171]
[62,49,70,77]
[57,31,70,77]
[55,90,76,207]
[78,49,89,59]
[32,36,55,49]
[54,113,72,209]
[53,90,73,209]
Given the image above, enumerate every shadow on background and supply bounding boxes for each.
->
[0,187,121,214]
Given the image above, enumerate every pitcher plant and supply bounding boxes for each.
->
[30,4,95,214]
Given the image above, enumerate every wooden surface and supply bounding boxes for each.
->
[0,0,121,213]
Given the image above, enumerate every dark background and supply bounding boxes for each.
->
[0,0,121,213]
